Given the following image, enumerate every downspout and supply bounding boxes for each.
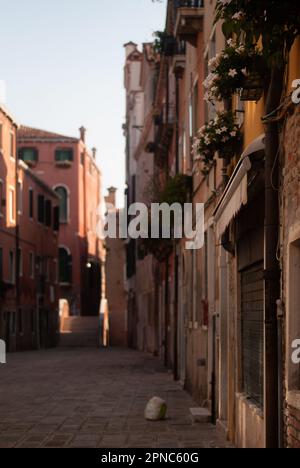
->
[173,69,181,380]
[15,131,20,347]
[263,65,284,448]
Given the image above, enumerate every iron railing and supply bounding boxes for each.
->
[174,0,204,8]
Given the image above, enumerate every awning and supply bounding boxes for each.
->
[213,134,265,239]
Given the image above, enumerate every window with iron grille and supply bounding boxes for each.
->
[241,262,264,408]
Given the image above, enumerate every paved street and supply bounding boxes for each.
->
[0,347,232,448]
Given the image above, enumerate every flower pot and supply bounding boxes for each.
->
[241,73,264,101]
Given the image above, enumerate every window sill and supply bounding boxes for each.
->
[55,161,72,168]
[287,391,300,411]
[23,161,37,168]
[236,393,263,419]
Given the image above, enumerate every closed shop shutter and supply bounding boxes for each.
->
[241,261,264,408]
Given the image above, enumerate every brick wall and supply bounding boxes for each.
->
[286,405,300,448]
[283,105,300,448]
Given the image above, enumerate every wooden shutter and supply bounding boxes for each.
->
[241,262,264,408]
[37,195,45,224]
[45,200,52,227]
[53,206,60,232]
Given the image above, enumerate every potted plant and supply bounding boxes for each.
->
[204,39,265,103]
[193,110,242,166]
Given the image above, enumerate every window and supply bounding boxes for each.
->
[10,132,15,158]
[37,194,45,223]
[18,308,23,334]
[9,250,15,284]
[19,148,38,164]
[0,247,3,282]
[59,247,72,284]
[29,188,34,219]
[53,206,60,232]
[29,252,35,279]
[54,186,69,223]
[55,149,73,163]
[0,180,4,217]
[45,200,52,227]
[17,181,23,215]
[9,188,15,223]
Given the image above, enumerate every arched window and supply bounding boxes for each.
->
[59,247,72,284]
[54,186,69,223]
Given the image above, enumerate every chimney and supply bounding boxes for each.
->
[92,147,97,159]
[79,126,86,142]
[106,187,117,208]
[124,41,138,59]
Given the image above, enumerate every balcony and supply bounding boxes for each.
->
[172,41,186,77]
[174,0,205,46]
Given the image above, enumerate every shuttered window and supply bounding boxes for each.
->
[45,200,52,227]
[37,194,45,224]
[241,262,264,408]
[59,248,72,284]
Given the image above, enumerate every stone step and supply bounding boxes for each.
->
[61,317,99,333]
[60,331,99,348]
[189,407,211,424]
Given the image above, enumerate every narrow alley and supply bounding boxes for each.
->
[0,346,232,449]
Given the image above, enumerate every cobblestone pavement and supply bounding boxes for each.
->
[0,347,233,448]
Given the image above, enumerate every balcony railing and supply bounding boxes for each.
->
[174,0,204,46]
[175,0,204,8]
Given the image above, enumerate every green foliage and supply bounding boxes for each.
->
[193,111,242,165]
[159,174,192,206]
[215,0,300,67]
[204,41,265,101]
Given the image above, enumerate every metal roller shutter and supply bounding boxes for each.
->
[241,262,264,408]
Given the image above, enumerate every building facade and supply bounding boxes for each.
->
[0,105,60,351]
[18,126,105,318]
[125,0,300,448]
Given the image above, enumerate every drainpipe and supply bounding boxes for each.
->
[15,132,20,348]
[263,65,284,448]
[277,299,284,448]
[173,67,182,380]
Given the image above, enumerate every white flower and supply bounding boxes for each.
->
[230,131,237,137]
[216,129,223,135]
[204,137,211,146]
[232,11,244,21]
[221,126,228,133]
[241,68,248,76]
[228,68,238,78]
[227,38,235,47]
[237,45,245,54]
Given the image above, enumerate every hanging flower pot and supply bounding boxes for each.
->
[241,72,265,102]
[193,111,242,167]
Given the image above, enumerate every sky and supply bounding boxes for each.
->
[0,0,167,207]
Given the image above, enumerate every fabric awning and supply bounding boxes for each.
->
[214,157,251,239]
[213,134,265,239]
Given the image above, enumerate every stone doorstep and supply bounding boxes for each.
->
[189,407,211,424]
